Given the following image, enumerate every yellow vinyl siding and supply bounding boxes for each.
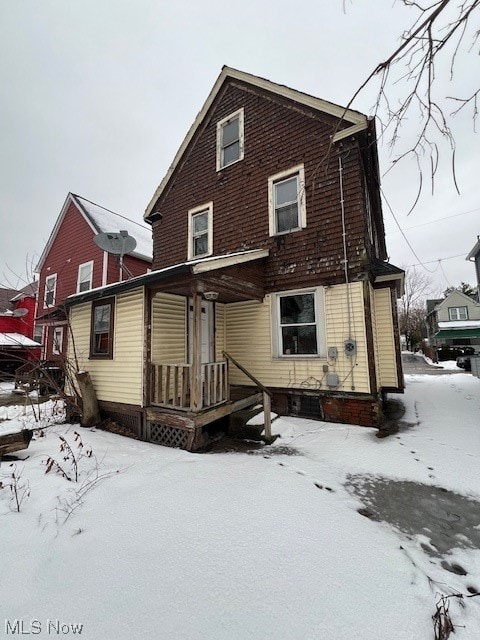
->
[225,282,371,393]
[369,284,380,389]
[151,293,186,363]
[373,287,398,387]
[324,283,370,393]
[215,303,226,358]
[68,288,144,405]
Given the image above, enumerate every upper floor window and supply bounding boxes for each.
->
[77,261,94,293]
[44,274,57,308]
[188,202,213,260]
[268,165,306,236]
[273,288,325,357]
[448,306,468,321]
[216,108,244,170]
[90,298,115,359]
[52,326,64,355]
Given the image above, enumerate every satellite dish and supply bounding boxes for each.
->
[94,230,137,256]
[13,307,29,317]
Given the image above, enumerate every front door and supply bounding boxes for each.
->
[188,299,213,365]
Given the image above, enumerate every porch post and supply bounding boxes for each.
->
[190,292,203,411]
[263,391,272,440]
[142,287,153,440]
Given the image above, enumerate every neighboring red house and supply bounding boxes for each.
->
[35,193,152,363]
[0,283,40,374]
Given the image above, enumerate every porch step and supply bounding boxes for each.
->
[229,406,265,441]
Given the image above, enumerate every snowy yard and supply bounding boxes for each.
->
[1,373,479,639]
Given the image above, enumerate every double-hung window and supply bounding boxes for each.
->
[448,306,468,321]
[275,289,324,356]
[188,203,213,260]
[44,274,57,308]
[90,298,115,358]
[52,327,64,355]
[77,261,94,293]
[268,165,306,236]
[216,108,244,170]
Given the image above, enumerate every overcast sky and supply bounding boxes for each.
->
[0,0,478,296]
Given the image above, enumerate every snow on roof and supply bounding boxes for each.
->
[72,194,152,261]
[438,320,480,329]
[0,333,41,347]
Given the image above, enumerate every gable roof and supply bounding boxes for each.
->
[36,193,153,271]
[435,289,479,309]
[144,66,368,220]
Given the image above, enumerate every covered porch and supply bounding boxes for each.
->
[143,250,273,450]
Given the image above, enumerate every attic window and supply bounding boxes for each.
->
[448,306,468,321]
[216,108,244,170]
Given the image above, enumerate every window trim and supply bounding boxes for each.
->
[216,108,244,171]
[448,306,468,321]
[44,273,57,308]
[89,297,115,359]
[187,202,213,260]
[268,164,306,236]
[52,326,64,355]
[272,287,325,358]
[77,260,94,293]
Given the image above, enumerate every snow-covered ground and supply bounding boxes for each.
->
[1,373,479,639]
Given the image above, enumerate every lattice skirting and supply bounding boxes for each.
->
[99,404,143,438]
[146,422,195,450]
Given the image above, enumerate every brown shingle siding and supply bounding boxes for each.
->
[152,79,373,293]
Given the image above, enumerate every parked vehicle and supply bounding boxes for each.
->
[456,355,472,371]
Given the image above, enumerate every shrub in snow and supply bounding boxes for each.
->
[44,431,92,483]
[0,463,30,512]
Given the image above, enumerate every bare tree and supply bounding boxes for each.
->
[398,267,435,349]
[345,0,479,207]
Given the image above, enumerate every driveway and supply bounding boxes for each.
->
[401,352,462,375]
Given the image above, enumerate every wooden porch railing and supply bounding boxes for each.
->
[150,363,191,409]
[150,361,228,411]
[223,351,273,440]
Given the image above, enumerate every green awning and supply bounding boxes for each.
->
[434,328,480,339]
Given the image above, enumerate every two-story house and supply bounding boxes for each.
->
[35,193,152,364]
[65,67,404,450]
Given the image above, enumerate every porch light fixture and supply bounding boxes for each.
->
[203,291,219,301]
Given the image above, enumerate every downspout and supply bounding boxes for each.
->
[338,153,355,391]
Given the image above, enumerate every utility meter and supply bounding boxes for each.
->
[344,339,357,357]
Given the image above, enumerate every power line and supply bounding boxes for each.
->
[380,187,437,273]
[386,206,480,235]
[403,253,466,268]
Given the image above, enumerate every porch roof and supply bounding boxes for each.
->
[0,333,41,348]
[434,328,480,339]
[66,249,269,307]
